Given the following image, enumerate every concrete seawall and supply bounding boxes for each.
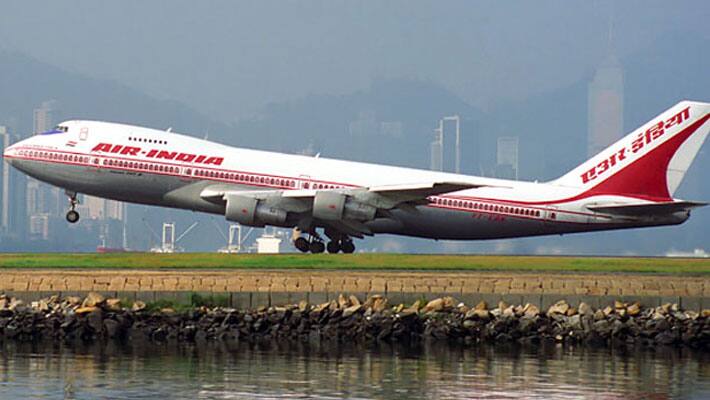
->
[1,269,707,311]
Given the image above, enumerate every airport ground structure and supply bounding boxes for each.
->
[0,254,708,311]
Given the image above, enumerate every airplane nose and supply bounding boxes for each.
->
[3,143,21,165]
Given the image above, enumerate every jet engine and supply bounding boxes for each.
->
[312,191,376,222]
[225,194,287,227]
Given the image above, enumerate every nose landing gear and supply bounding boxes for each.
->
[65,191,80,224]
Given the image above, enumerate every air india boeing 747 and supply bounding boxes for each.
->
[4,101,709,253]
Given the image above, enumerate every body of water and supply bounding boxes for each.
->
[0,340,707,399]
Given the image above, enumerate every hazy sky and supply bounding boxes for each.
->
[1,1,708,122]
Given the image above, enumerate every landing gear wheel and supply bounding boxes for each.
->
[341,240,355,254]
[309,240,325,254]
[326,241,341,254]
[294,237,310,253]
[66,210,80,224]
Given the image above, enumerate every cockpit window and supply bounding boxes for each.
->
[39,125,68,135]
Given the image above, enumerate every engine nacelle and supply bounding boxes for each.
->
[225,195,287,227]
[312,191,376,222]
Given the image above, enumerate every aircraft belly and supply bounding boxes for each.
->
[14,160,170,204]
[384,206,547,240]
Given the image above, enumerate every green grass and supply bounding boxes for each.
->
[0,253,707,275]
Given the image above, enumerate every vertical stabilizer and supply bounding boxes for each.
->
[553,101,710,200]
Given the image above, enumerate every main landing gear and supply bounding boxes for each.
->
[293,230,356,254]
[293,236,326,254]
[326,238,355,254]
[65,191,80,224]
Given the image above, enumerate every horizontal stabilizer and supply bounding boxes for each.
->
[587,201,707,216]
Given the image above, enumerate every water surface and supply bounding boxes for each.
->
[0,340,707,399]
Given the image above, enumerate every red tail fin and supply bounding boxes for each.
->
[553,101,710,200]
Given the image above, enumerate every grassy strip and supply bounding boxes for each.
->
[0,253,707,275]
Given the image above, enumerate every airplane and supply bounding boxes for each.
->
[3,101,709,253]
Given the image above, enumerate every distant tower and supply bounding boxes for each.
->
[28,100,63,239]
[430,116,462,173]
[587,19,623,157]
[496,136,519,180]
[430,122,443,171]
[33,100,57,134]
[0,126,11,232]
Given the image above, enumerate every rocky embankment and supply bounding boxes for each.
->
[0,293,708,348]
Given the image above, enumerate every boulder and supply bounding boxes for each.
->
[627,302,641,316]
[502,306,516,318]
[337,294,349,309]
[83,292,105,307]
[423,298,444,313]
[349,295,361,307]
[65,296,82,306]
[75,306,97,315]
[523,304,540,318]
[298,300,309,312]
[8,298,24,310]
[131,301,146,312]
[568,314,582,330]
[103,319,120,338]
[105,298,122,311]
[422,296,456,313]
[87,308,104,332]
[465,308,490,321]
[578,302,593,316]
[547,300,569,316]
[342,304,362,318]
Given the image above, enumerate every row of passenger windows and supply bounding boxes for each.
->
[104,158,181,174]
[431,197,542,217]
[26,151,538,216]
[193,169,296,187]
[128,137,167,145]
[21,149,89,164]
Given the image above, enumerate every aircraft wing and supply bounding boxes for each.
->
[587,201,707,217]
[200,180,486,236]
[201,181,484,209]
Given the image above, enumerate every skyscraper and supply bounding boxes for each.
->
[33,100,58,134]
[496,136,519,180]
[587,54,624,157]
[0,126,11,232]
[28,100,63,239]
[430,124,443,171]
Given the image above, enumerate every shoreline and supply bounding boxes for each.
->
[1,292,708,349]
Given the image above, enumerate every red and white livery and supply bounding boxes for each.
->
[4,101,709,253]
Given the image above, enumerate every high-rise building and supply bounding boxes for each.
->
[587,54,624,157]
[430,116,462,173]
[33,100,58,134]
[27,100,63,239]
[0,124,27,240]
[430,125,443,171]
[0,126,11,232]
[496,136,519,180]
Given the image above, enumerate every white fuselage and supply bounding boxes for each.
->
[3,120,691,241]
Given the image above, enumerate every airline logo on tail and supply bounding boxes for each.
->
[580,106,691,184]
